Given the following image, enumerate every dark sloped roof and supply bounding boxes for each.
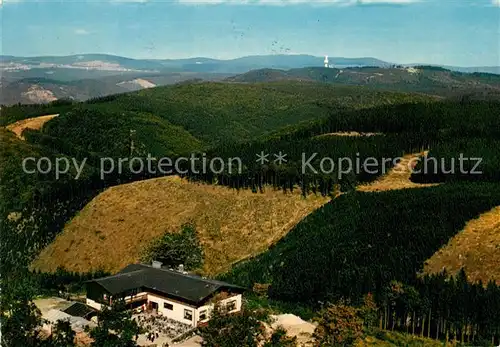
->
[89,264,244,305]
[63,302,97,319]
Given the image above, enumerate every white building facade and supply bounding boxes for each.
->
[86,263,245,327]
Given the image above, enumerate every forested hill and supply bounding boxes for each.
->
[221,184,500,344]
[1,82,435,157]
[226,66,500,99]
[0,82,435,273]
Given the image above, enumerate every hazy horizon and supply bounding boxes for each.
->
[2,52,500,69]
[2,0,499,67]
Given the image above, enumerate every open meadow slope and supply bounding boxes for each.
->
[5,114,59,140]
[423,206,500,285]
[32,176,329,275]
[357,152,439,192]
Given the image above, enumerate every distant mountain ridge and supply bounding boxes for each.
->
[1,53,499,105]
[0,72,231,105]
[0,54,390,74]
[2,53,498,74]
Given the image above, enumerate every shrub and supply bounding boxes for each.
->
[198,305,297,347]
[198,305,268,347]
[313,301,363,347]
[141,223,204,270]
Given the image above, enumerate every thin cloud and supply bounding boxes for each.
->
[175,0,421,5]
[75,29,90,35]
[492,0,500,6]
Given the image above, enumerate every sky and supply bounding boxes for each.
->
[1,0,499,67]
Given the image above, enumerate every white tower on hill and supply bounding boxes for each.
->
[324,55,329,68]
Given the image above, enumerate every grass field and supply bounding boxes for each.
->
[423,206,500,285]
[5,114,59,140]
[32,176,329,275]
[357,152,439,192]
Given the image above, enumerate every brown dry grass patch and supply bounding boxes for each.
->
[357,151,439,192]
[32,176,329,276]
[315,131,382,138]
[6,114,59,140]
[423,206,500,285]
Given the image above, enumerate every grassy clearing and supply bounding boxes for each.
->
[357,152,440,192]
[314,131,382,138]
[5,114,59,140]
[32,176,329,275]
[423,206,500,285]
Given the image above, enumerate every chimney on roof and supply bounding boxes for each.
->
[152,261,163,269]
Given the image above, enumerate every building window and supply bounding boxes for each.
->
[199,310,207,321]
[164,302,173,310]
[184,309,193,321]
[226,300,236,311]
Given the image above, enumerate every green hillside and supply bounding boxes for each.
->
[2,86,497,276]
[224,183,500,298]
[3,86,496,276]
[227,66,500,99]
[78,81,434,148]
[182,100,500,194]
[3,78,500,346]
[411,138,500,183]
[41,107,204,158]
[0,83,435,272]
[2,81,435,155]
[0,129,101,271]
[0,72,232,106]
[222,183,500,343]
